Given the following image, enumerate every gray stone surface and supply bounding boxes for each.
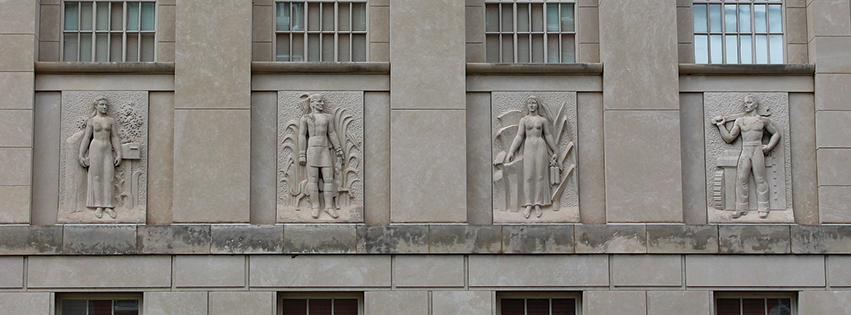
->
[577,92,606,224]
[174,255,245,288]
[208,292,274,315]
[0,225,62,254]
[0,35,34,71]
[819,186,851,223]
[429,225,501,254]
[467,92,492,225]
[792,225,851,254]
[357,224,428,254]
[63,224,137,254]
[249,255,391,287]
[367,291,428,315]
[0,110,32,147]
[789,93,819,225]
[612,255,682,287]
[680,93,707,224]
[432,291,491,315]
[0,148,32,185]
[250,92,278,224]
[0,293,50,315]
[394,255,464,288]
[816,111,851,147]
[0,186,29,223]
[211,225,283,254]
[679,76,814,93]
[502,224,575,254]
[0,257,23,288]
[587,291,647,315]
[576,225,647,253]
[685,255,825,287]
[28,256,171,288]
[363,92,391,224]
[469,255,608,287]
[815,74,851,110]
[31,91,61,225]
[147,92,175,225]
[647,225,718,253]
[137,224,211,254]
[811,37,851,73]
[799,291,851,314]
[283,224,357,253]
[828,256,851,287]
[817,149,851,186]
[0,0,35,34]
[647,291,710,315]
[718,225,791,254]
[144,292,207,315]
[808,0,851,36]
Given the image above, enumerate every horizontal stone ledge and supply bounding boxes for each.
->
[251,62,390,74]
[34,62,175,74]
[0,224,848,256]
[678,63,816,76]
[466,63,604,75]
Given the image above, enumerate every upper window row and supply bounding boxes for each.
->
[62,1,156,62]
[693,0,784,64]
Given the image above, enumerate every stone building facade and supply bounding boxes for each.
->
[0,0,850,314]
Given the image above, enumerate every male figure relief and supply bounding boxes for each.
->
[299,94,344,219]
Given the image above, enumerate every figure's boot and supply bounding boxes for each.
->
[324,183,339,218]
[308,183,320,218]
[732,203,748,219]
[757,201,770,219]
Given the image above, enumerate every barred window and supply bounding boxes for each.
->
[58,293,142,315]
[693,0,784,64]
[485,1,576,63]
[275,1,368,62]
[62,1,156,62]
[498,292,581,315]
[715,292,794,315]
[279,292,362,315]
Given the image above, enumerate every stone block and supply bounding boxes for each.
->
[369,42,389,62]
[819,186,851,223]
[0,110,33,147]
[502,224,574,254]
[137,225,211,254]
[679,93,706,224]
[828,256,851,287]
[433,291,492,315]
[157,41,175,62]
[390,110,466,222]
[811,37,851,73]
[174,0,251,109]
[575,225,647,253]
[469,255,608,287]
[252,42,272,61]
[604,110,683,222]
[175,255,245,287]
[0,186,29,223]
[144,292,207,315]
[808,0,851,36]
[799,291,851,314]
[394,255,464,288]
[0,148,32,185]
[579,43,600,63]
[466,44,483,63]
[39,5,61,41]
[786,7,808,44]
[676,6,692,43]
[789,93,819,225]
[466,93,491,224]
[815,74,851,111]
[685,255,825,287]
[586,291,646,315]
[30,91,60,225]
[817,111,851,148]
[647,225,718,253]
[578,6,600,43]
[792,225,851,253]
[465,7,483,43]
[600,0,679,110]
[0,72,34,109]
[172,109,250,222]
[28,256,171,288]
[211,225,283,254]
[787,43,809,64]
[612,255,682,287]
[366,291,428,315]
[250,255,391,287]
[157,5,176,42]
[356,225,428,253]
[370,6,390,43]
[249,92,277,224]
[678,43,695,63]
[209,292,274,315]
[577,92,605,223]
[0,35,34,71]
[0,225,61,254]
[0,0,35,34]
[647,291,710,315]
[0,293,50,315]
[363,92,391,224]
[147,92,174,225]
[252,5,272,42]
[817,149,851,186]
[0,257,23,288]
[718,225,791,254]
[429,225,501,253]
[283,224,357,253]
[63,224,137,255]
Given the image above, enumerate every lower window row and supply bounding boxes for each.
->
[55,291,795,315]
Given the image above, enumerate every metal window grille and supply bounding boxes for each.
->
[693,0,784,64]
[62,1,157,62]
[484,1,576,63]
[274,1,368,62]
[57,294,142,315]
[497,293,581,315]
[280,298,362,315]
[714,293,796,315]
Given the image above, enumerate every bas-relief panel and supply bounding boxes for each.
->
[492,92,579,223]
[59,91,148,223]
[704,92,793,223]
[277,91,364,223]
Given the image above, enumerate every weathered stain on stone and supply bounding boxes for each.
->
[137,225,211,254]
[0,226,62,254]
[283,224,357,253]
[502,225,574,254]
[719,225,790,254]
[211,225,283,254]
[428,225,502,254]
[356,225,428,254]
[647,225,718,254]
[63,225,137,255]
[575,225,646,254]
[792,225,851,254]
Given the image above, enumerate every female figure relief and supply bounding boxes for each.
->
[78,96,122,219]
[506,96,559,219]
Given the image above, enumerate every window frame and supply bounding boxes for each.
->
[277,292,364,315]
[496,291,582,315]
[56,292,143,315]
[692,0,786,64]
[713,291,796,315]
[483,0,577,64]
[60,0,158,62]
[272,0,370,62]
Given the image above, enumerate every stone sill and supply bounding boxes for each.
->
[466,63,604,75]
[679,64,815,76]
[35,62,175,74]
[251,62,390,74]
[0,224,846,256]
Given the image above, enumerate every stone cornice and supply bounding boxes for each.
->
[466,63,604,75]
[251,62,390,74]
[34,62,176,74]
[678,64,816,75]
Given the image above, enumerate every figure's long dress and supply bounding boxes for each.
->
[86,120,115,208]
[521,117,551,207]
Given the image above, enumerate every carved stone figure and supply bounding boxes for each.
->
[79,96,123,219]
[278,91,364,222]
[493,93,578,223]
[711,95,780,219]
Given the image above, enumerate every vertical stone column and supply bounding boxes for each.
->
[389,0,467,222]
[172,0,252,222]
[0,0,37,223]
[599,0,683,223]
[809,0,851,223]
